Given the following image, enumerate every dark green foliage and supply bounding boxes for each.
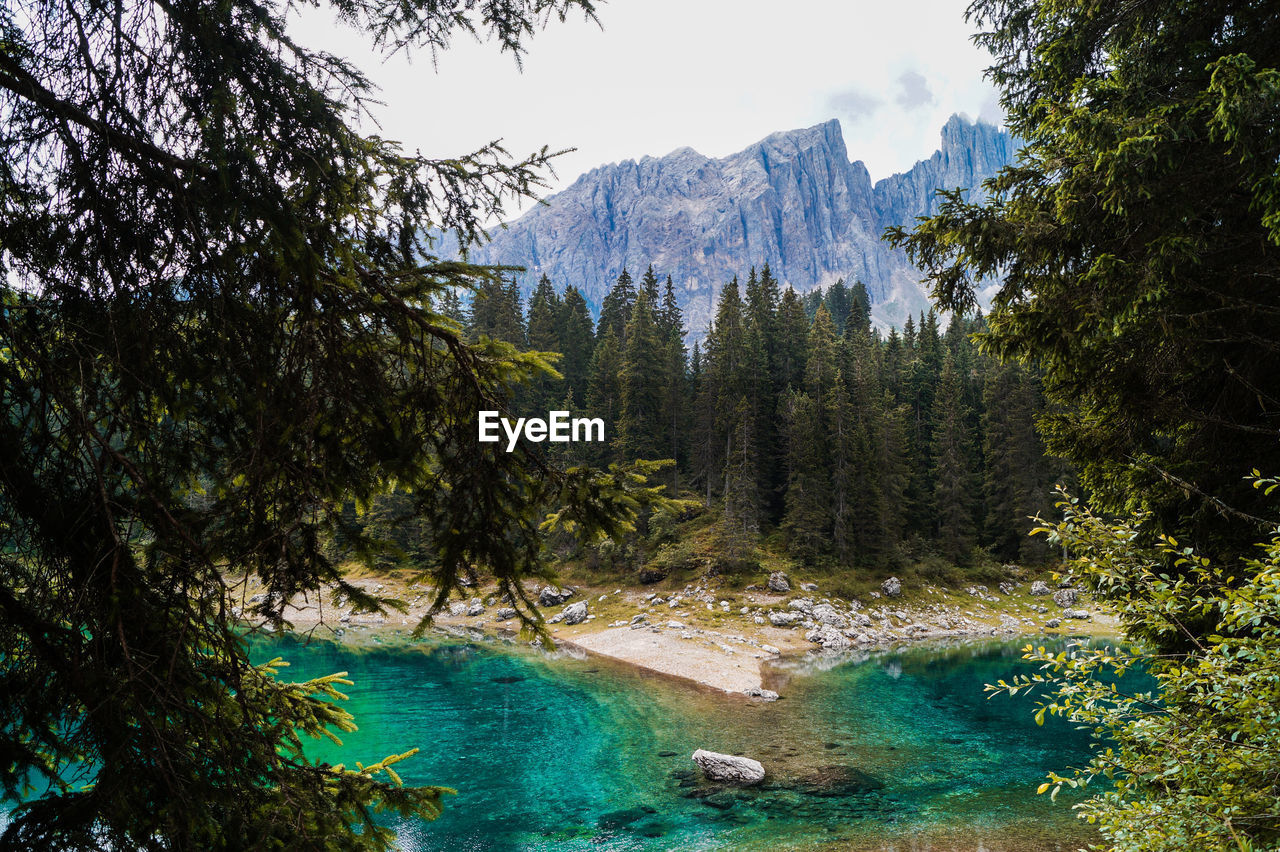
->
[597,268,636,343]
[556,285,596,407]
[891,0,1280,555]
[469,276,527,344]
[991,490,1280,850]
[541,263,1065,572]
[616,290,666,461]
[931,354,979,563]
[0,0,689,848]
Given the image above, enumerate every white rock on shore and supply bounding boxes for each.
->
[562,601,588,625]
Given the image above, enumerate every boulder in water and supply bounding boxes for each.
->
[691,749,765,786]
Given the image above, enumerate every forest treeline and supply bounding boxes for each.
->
[433,264,1069,571]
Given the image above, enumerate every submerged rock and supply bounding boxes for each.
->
[692,749,766,786]
[562,601,589,625]
[791,765,884,797]
[743,687,779,701]
[881,577,902,597]
[767,571,791,593]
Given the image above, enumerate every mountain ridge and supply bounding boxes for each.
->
[464,114,1016,333]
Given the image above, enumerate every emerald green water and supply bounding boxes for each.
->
[251,635,1106,850]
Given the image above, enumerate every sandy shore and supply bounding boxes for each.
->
[231,573,1120,697]
[565,626,775,693]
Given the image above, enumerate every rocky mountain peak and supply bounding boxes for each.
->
[465,115,1016,334]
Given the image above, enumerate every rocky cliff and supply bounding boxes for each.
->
[465,114,1016,333]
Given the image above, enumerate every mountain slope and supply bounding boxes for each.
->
[467,115,1016,333]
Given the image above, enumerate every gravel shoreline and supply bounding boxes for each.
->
[233,572,1121,697]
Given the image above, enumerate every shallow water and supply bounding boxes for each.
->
[249,633,1111,851]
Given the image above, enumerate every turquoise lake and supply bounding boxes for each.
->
[249,633,1110,851]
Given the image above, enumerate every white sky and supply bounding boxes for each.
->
[291,1,1003,212]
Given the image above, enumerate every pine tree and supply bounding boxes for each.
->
[932,353,979,563]
[469,275,526,344]
[824,278,852,334]
[597,269,636,344]
[556,286,596,408]
[982,361,1055,562]
[639,264,661,304]
[775,288,810,393]
[524,274,562,409]
[658,278,688,491]
[586,328,623,466]
[0,0,645,845]
[616,290,666,461]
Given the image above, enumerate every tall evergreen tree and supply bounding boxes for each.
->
[775,288,810,394]
[556,286,596,407]
[586,329,623,466]
[524,274,562,409]
[597,269,636,344]
[932,353,979,563]
[639,265,661,304]
[616,290,667,461]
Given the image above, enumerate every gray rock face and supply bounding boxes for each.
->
[691,750,766,786]
[562,601,588,625]
[1045,618,1062,629]
[463,115,1015,335]
[806,624,852,650]
[1063,609,1091,620]
[1053,588,1078,608]
[881,577,902,598]
[539,586,574,607]
[769,611,802,627]
[494,607,517,620]
[767,571,791,593]
[810,604,851,629]
[1030,581,1052,596]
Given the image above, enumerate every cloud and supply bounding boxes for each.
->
[978,88,1006,126]
[825,87,883,124]
[894,70,935,110]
